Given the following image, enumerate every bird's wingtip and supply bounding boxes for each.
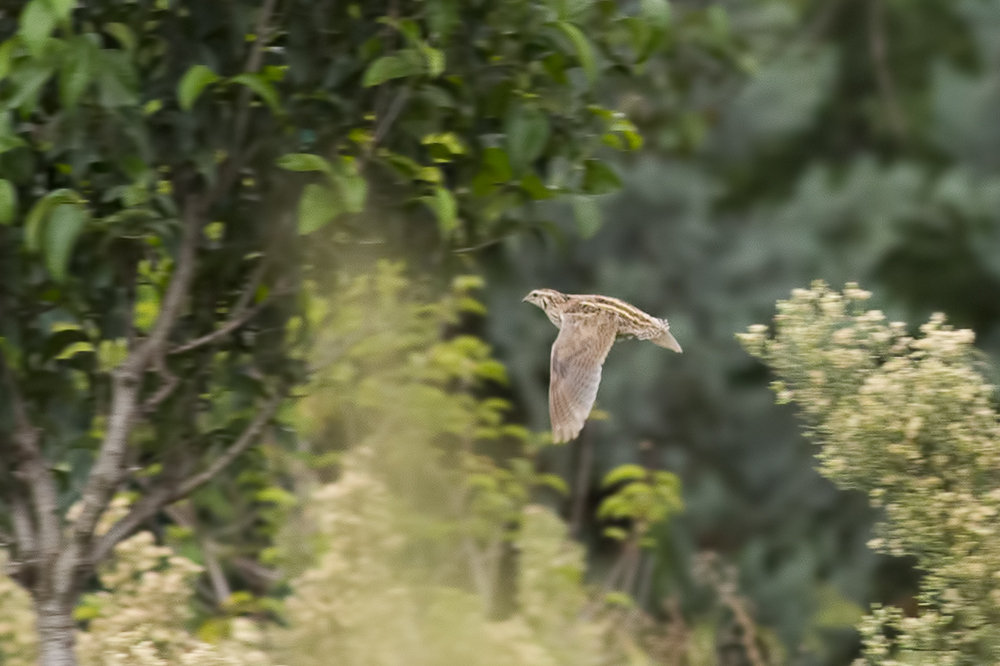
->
[653,330,683,353]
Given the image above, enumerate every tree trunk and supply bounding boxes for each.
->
[36,598,77,666]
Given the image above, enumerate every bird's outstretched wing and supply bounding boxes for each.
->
[549,312,617,443]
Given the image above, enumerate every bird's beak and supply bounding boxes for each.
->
[522,295,531,302]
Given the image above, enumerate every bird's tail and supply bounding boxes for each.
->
[652,326,683,353]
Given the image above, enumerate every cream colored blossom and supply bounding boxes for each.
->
[739,283,1000,664]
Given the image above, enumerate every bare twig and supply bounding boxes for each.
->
[124,259,138,350]
[232,556,281,589]
[141,353,180,415]
[452,237,504,254]
[174,391,284,497]
[620,539,643,597]
[569,426,593,539]
[233,0,280,149]
[169,299,269,355]
[373,86,411,146]
[201,539,233,604]
[868,0,907,141]
[89,389,285,566]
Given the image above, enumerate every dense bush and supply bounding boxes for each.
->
[740,283,1000,665]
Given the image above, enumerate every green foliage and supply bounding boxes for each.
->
[273,260,684,665]
[292,261,553,554]
[598,465,683,543]
[481,1,1000,662]
[740,282,1000,665]
[0,1,739,656]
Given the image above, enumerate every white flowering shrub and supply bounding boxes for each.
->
[0,550,37,666]
[0,496,276,666]
[739,281,1000,665]
[276,447,611,666]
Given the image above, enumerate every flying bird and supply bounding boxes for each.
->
[523,289,682,443]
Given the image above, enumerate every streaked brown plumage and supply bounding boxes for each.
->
[523,288,682,443]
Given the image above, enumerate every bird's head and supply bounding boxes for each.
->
[523,288,567,311]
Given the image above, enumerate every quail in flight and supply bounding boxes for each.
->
[523,289,683,443]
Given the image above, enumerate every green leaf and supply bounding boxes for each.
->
[47,0,76,22]
[0,39,17,81]
[362,53,421,86]
[24,189,79,252]
[505,104,550,175]
[19,0,56,58]
[571,195,602,238]
[422,186,458,235]
[537,473,569,494]
[482,147,512,182]
[336,170,367,214]
[97,50,139,107]
[97,339,128,372]
[297,183,341,234]
[133,283,160,332]
[0,179,16,225]
[427,0,459,39]
[640,0,672,29]
[55,341,95,361]
[521,172,554,199]
[178,64,220,110]
[104,22,136,53]
[8,62,55,113]
[476,359,509,384]
[45,203,88,282]
[229,72,282,115]
[255,486,297,507]
[582,159,622,194]
[603,464,647,486]
[277,153,335,177]
[0,133,25,155]
[555,21,597,85]
[423,46,446,77]
[60,37,97,108]
[707,5,730,41]
[602,526,629,541]
[422,132,466,155]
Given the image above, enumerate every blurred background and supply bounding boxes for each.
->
[477,0,1000,662]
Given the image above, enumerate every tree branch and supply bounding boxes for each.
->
[233,0,280,149]
[868,0,907,141]
[141,353,180,415]
[54,193,205,601]
[175,391,284,497]
[569,426,593,539]
[170,299,269,356]
[168,261,270,354]
[9,492,36,559]
[1,360,61,580]
[88,389,285,567]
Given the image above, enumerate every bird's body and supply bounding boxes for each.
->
[523,289,682,443]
